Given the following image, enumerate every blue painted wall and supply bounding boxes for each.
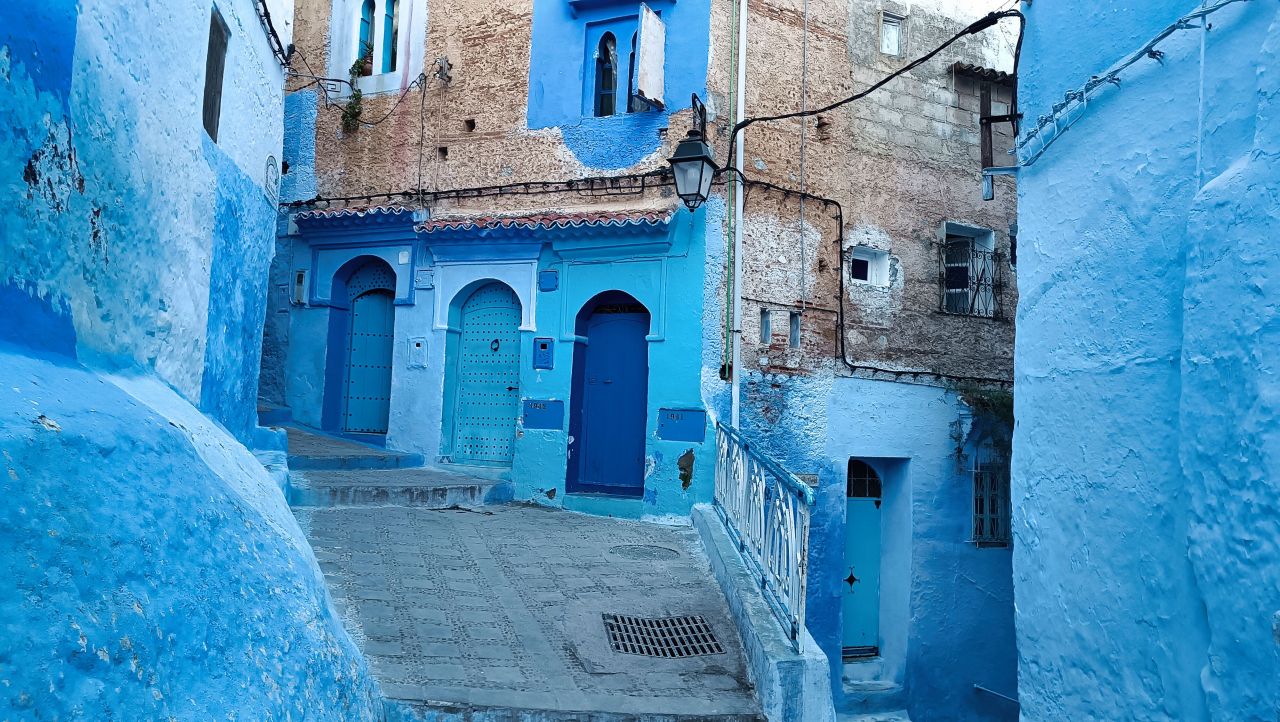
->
[526,0,711,168]
[741,374,1016,722]
[1,1,382,717]
[1015,2,1280,720]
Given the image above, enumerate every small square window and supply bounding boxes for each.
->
[850,247,890,287]
[880,12,903,56]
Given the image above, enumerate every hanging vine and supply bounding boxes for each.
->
[341,43,373,133]
[949,381,1014,465]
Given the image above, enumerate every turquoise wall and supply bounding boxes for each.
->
[1015,2,1280,719]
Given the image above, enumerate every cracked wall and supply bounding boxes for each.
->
[1015,2,1280,720]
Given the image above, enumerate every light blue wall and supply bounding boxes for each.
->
[741,374,1016,722]
[0,1,381,717]
[1015,2,1280,720]
[526,0,711,169]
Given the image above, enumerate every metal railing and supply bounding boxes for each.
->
[713,422,815,651]
[941,243,1006,320]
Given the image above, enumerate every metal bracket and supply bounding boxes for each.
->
[981,166,1020,201]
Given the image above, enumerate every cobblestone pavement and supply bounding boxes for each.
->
[294,504,762,718]
[285,426,401,460]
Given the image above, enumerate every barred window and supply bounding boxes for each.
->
[972,446,1011,546]
[941,228,1005,319]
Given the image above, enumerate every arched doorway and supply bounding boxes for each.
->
[340,259,396,434]
[843,458,883,658]
[449,282,522,465]
[566,291,650,496]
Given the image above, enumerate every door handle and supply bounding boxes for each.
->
[506,386,518,391]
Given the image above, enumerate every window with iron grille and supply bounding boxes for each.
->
[971,446,1011,546]
[940,228,1004,319]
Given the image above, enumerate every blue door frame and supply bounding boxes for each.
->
[567,306,649,496]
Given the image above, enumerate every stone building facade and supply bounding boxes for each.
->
[265,0,1019,718]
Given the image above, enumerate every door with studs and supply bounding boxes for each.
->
[451,282,522,465]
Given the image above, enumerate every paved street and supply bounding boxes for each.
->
[294,503,762,719]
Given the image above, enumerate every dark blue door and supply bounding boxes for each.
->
[573,311,648,495]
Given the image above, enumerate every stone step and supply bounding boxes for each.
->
[842,655,884,682]
[837,711,911,722]
[383,693,766,722]
[288,467,513,508]
[840,680,906,715]
[283,425,425,470]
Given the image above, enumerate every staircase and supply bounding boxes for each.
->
[839,657,911,721]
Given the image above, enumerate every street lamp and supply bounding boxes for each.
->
[668,94,717,211]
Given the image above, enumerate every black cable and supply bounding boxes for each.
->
[724,9,1024,164]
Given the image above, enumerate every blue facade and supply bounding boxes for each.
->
[0,1,381,717]
[527,0,711,168]
[281,208,719,519]
[1015,2,1280,720]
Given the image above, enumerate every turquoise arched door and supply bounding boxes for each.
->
[342,262,396,434]
[451,283,521,465]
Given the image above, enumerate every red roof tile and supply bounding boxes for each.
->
[416,209,669,233]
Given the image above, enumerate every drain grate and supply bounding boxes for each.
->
[602,614,725,658]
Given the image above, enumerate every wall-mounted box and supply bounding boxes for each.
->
[408,337,428,368]
[522,399,564,430]
[657,408,706,442]
[414,268,434,289]
[538,269,559,292]
[533,337,554,369]
[292,269,309,305]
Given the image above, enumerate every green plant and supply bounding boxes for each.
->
[342,43,374,133]
[949,381,1014,463]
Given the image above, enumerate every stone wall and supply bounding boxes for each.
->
[1015,2,1280,720]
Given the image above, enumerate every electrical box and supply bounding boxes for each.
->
[414,267,434,289]
[538,269,559,292]
[292,269,308,305]
[408,337,428,368]
[522,399,564,430]
[657,408,707,442]
[533,337,554,369]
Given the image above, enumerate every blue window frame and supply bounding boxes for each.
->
[382,0,399,73]
[593,32,617,117]
[358,0,374,74]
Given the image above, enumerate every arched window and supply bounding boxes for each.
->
[593,32,617,117]
[382,0,399,73]
[358,0,375,76]
[847,459,882,499]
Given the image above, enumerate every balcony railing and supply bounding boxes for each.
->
[713,422,815,651]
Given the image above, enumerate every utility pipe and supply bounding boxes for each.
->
[730,0,747,428]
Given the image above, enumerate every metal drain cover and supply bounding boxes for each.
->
[608,544,680,560]
[602,614,725,658]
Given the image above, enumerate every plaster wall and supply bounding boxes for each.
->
[1014,2,1280,720]
[1,0,380,716]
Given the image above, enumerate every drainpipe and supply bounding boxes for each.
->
[729,0,747,428]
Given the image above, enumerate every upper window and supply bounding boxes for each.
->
[847,460,882,499]
[593,32,618,117]
[880,12,903,56]
[971,446,1011,546]
[382,0,400,73]
[203,7,230,142]
[358,0,375,75]
[940,224,1003,319]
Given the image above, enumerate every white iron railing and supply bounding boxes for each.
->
[713,422,815,651]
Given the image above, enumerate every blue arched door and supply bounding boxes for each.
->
[568,298,649,496]
[451,283,521,465]
[341,261,396,434]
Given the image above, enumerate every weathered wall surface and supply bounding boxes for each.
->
[1015,2,1280,720]
[0,1,381,717]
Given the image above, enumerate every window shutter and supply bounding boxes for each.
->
[203,9,230,142]
[634,4,665,110]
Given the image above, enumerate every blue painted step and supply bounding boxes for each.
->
[283,425,424,470]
